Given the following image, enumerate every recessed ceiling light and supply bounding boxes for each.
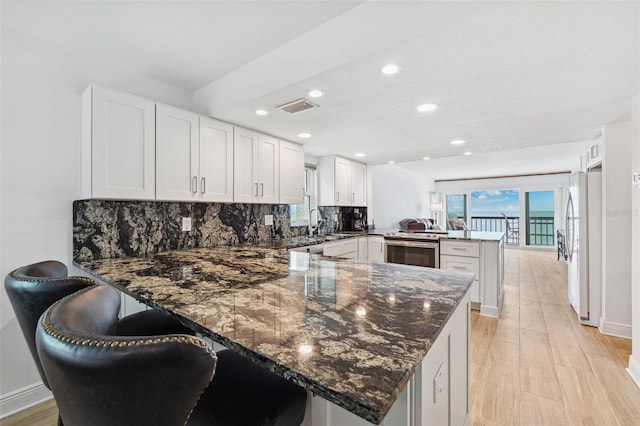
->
[355,153,366,157]
[255,109,268,116]
[308,89,323,98]
[297,132,312,139]
[388,161,395,164]
[450,139,466,145]
[423,156,431,160]
[416,103,438,113]
[381,63,399,75]
[463,152,472,156]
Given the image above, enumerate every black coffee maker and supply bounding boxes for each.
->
[351,211,365,231]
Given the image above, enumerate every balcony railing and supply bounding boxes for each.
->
[469,215,554,246]
[526,216,555,246]
[469,216,520,245]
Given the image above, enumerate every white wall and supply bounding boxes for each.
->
[0,21,193,416]
[370,164,433,230]
[600,122,633,338]
[630,94,640,386]
[627,4,640,387]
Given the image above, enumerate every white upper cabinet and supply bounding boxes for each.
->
[350,161,367,206]
[233,127,259,203]
[318,156,367,207]
[258,134,280,204]
[199,117,234,202]
[155,103,199,201]
[156,106,234,202]
[84,85,301,205]
[233,127,280,204]
[279,140,305,204]
[82,84,156,200]
[335,157,352,206]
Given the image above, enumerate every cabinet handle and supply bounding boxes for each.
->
[254,183,259,197]
[192,176,197,193]
[260,183,264,197]
[201,177,206,194]
[352,193,355,202]
[336,191,339,202]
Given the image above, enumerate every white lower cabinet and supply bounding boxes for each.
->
[302,293,470,426]
[367,236,385,262]
[357,237,368,261]
[323,239,357,259]
[440,238,504,318]
[441,254,480,304]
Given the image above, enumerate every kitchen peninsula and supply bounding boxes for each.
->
[75,243,473,426]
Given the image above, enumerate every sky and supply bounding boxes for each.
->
[447,190,554,218]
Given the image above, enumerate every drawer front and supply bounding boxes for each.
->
[440,240,480,257]
[440,255,480,276]
[323,239,357,257]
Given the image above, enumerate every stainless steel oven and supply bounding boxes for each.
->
[384,237,439,268]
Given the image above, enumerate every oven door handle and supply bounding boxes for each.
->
[384,240,439,249]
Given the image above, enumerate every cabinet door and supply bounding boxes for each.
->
[357,237,368,261]
[279,140,304,204]
[258,134,279,204]
[233,127,259,203]
[368,236,385,262]
[199,117,234,202]
[155,104,199,201]
[335,157,352,206]
[351,161,367,206]
[86,85,156,199]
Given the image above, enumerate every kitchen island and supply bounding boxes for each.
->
[440,231,504,318]
[75,244,472,425]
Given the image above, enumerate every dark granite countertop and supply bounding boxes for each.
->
[75,245,473,424]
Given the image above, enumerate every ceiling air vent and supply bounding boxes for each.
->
[277,98,318,114]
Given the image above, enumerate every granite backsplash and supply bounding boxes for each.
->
[73,200,366,261]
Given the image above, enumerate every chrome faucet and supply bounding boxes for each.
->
[308,208,325,236]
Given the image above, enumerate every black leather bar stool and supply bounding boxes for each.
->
[4,260,196,424]
[36,285,308,426]
[4,261,95,390]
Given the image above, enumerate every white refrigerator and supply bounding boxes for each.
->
[565,171,602,327]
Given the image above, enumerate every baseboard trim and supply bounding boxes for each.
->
[627,355,640,389]
[0,382,52,419]
[598,318,632,339]
[480,304,501,318]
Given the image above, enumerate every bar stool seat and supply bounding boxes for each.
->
[36,285,307,426]
[189,348,308,426]
[4,259,196,425]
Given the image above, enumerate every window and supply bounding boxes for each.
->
[446,194,467,230]
[525,191,554,246]
[290,166,316,226]
[470,190,520,244]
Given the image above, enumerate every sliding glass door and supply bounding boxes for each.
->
[446,194,467,230]
[525,191,554,246]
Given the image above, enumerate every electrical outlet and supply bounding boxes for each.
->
[264,215,274,226]
[181,217,192,232]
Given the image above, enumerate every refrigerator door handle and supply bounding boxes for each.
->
[566,193,575,261]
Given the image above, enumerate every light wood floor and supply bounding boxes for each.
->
[470,248,640,426]
[3,249,639,425]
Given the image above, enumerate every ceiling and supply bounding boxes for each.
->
[4,1,639,180]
